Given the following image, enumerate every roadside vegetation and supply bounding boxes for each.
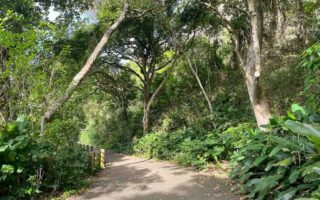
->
[1,0,320,199]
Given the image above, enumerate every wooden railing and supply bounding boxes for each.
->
[78,143,106,175]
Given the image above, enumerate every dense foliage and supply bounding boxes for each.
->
[0,117,89,199]
[230,107,320,199]
[2,0,320,199]
[133,124,252,169]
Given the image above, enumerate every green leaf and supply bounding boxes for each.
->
[274,158,293,167]
[265,161,274,171]
[285,121,320,148]
[289,168,303,183]
[15,135,26,141]
[276,187,297,200]
[253,156,268,166]
[206,139,219,145]
[287,111,296,120]
[269,146,281,157]
[0,144,9,152]
[269,135,299,149]
[285,121,320,139]
[16,167,23,174]
[291,104,307,115]
[247,175,282,198]
[1,164,14,174]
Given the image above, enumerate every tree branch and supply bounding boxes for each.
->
[105,61,145,84]
[40,0,129,134]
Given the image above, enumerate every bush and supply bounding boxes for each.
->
[47,144,89,191]
[0,116,47,199]
[230,115,320,199]
[0,117,90,199]
[133,124,253,169]
[43,118,90,193]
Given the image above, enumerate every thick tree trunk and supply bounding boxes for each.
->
[40,0,129,134]
[142,64,176,135]
[244,55,271,127]
[204,0,271,127]
[245,0,271,127]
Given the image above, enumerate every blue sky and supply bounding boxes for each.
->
[48,7,98,24]
[48,7,60,21]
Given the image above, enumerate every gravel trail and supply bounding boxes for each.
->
[70,153,241,200]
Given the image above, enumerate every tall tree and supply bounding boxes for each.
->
[202,0,271,126]
[98,1,194,134]
[41,0,129,133]
[0,0,95,125]
[245,0,271,126]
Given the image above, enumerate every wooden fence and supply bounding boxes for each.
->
[78,143,106,175]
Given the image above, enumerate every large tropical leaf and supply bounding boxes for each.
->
[285,121,320,150]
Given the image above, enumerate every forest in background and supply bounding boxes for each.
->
[1,0,320,199]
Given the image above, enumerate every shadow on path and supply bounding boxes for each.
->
[71,153,240,200]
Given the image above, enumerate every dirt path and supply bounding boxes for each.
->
[70,153,240,200]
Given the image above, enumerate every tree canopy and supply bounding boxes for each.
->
[1,0,320,199]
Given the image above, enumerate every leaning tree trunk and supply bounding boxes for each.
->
[245,0,271,127]
[40,0,129,134]
[186,56,216,127]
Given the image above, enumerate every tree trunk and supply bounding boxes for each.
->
[245,0,271,127]
[296,0,308,48]
[142,62,176,135]
[142,81,151,134]
[205,0,271,127]
[120,97,129,122]
[143,102,150,135]
[269,0,285,46]
[274,0,285,45]
[186,56,216,127]
[40,0,129,134]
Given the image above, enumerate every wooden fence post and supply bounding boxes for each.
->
[89,151,95,175]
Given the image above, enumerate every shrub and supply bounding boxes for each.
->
[47,144,89,191]
[0,117,49,199]
[133,130,187,160]
[230,116,320,199]
[43,118,90,193]
[0,117,90,199]
[133,124,253,169]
